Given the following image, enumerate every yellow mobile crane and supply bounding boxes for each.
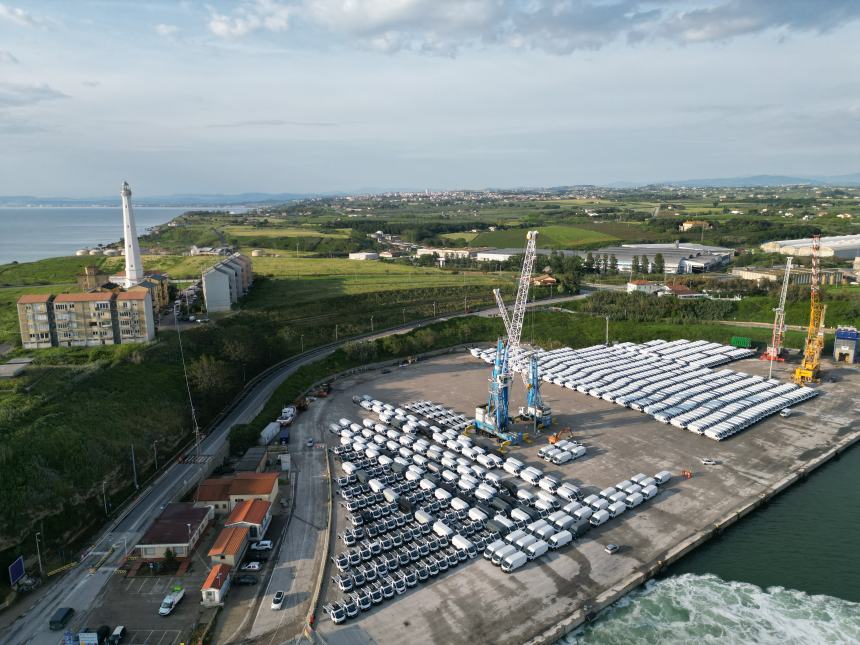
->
[794,235,827,385]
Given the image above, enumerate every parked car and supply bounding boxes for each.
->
[605,543,620,555]
[233,575,259,585]
[250,540,273,551]
[240,561,262,571]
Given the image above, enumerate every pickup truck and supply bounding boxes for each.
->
[158,586,185,616]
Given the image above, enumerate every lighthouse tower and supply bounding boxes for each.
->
[121,181,144,288]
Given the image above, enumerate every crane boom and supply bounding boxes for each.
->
[794,235,826,384]
[763,257,792,362]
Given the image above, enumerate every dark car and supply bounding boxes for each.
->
[233,574,259,586]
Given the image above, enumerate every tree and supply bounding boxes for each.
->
[609,254,619,274]
[653,252,665,275]
[630,255,640,274]
[584,252,595,273]
[602,254,610,274]
[163,547,179,573]
[188,355,232,400]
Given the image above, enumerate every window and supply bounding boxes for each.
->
[143,547,155,556]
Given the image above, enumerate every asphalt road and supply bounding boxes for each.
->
[3,293,583,645]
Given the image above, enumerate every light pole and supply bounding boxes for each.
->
[335,324,338,341]
[153,440,159,472]
[300,334,304,353]
[35,532,44,578]
[187,523,192,552]
[402,309,406,324]
[102,481,108,516]
[370,316,374,332]
[433,301,436,317]
[605,316,610,346]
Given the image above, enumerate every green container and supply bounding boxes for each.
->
[730,336,752,349]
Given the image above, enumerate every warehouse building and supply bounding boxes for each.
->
[760,234,860,259]
[731,266,843,286]
[202,253,253,313]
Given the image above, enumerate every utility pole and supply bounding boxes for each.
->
[300,334,304,353]
[131,444,138,489]
[335,324,338,341]
[402,308,406,324]
[153,440,159,472]
[35,532,44,578]
[605,316,610,346]
[433,301,436,317]
[464,294,467,314]
[370,316,374,332]
[102,481,109,516]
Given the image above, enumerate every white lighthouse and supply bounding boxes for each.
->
[121,181,144,288]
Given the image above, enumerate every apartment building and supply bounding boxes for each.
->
[16,289,156,348]
[116,290,156,343]
[17,294,55,349]
[53,292,118,347]
[202,253,253,313]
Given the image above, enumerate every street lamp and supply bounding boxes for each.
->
[335,324,338,341]
[433,301,436,317]
[402,308,406,324]
[370,316,374,332]
[187,523,192,553]
[605,316,610,346]
[102,481,109,516]
[153,440,159,472]
[300,334,304,353]
[35,532,44,578]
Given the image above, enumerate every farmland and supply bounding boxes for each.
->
[472,225,620,248]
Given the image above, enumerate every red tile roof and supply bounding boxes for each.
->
[138,503,210,546]
[208,526,249,558]
[202,563,232,590]
[229,472,279,497]
[629,280,654,286]
[666,284,697,295]
[197,479,233,503]
[225,500,271,526]
[17,294,52,304]
[117,290,149,300]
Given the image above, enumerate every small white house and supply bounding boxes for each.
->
[348,252,379,261]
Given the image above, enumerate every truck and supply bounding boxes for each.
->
[158,586,185,616]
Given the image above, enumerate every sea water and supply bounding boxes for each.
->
[0,207,188,265]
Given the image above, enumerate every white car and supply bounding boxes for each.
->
[240,561,262,571]
[250,540,273,551]
[271,590,285,610]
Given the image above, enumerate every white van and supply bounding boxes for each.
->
[609,492,627,505]
[520,470,541,486]
[608,501,626,518]
[419,478,436,491]
[433,521,454,538]
[590,509,610,526]
[501,550,528,573]
[415,509,434,525]
[557,484,582,502]
[516,489,536,505]
[534,498,555,515]
[573,507,593,522]
[654,471,672,485]
[630,472,648,484]
[510,508,532,527]
[434,488,452,504]
[538,477,559,494]
[549,529,573,550]
[534,525,555,542]
[514,534,537,551]
[641,484,658,500]
[590,498,609,512]
[504,529,527,545]
[551,513,575,531]
[468,507,488,522]
[562,501,583,516]
[536,490,560,508]
[551,451,573,465]
[493,544,518,566]
[599,487,618,500]
[484,538,506,560]
[625,492,644,509]
[525,539,549,560]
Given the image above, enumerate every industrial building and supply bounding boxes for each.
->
[731,266,843,286]
[834,327,858,363]
[202,253,253,313]
[348,252,379,260]
[475,243,732,274]
[760,234,860,259]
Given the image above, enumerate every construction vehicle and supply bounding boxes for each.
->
[547,427,573,445]
[475,231,539,445]
[794,235,827,385]
[761,257,792,363]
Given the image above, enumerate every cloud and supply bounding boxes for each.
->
[205,0,860,54]
[0,3,36,26]
[0,82,68,108]
[0,50,19,64]
[208,0,290,38]
[155,23,179,37]
[206,118,339,128]
[82,80,100,88]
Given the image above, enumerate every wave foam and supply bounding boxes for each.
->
[559,573,860,645]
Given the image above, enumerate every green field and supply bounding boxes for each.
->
[440,232,478,242]
[223,225,350,239]
[472,225,619,249]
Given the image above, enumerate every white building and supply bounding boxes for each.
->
[348,252,379,260]
[626,280,663,295]
[760,234,860,259]
[416,248,476,260]
[120,181,144,288]
[202,254,253,313]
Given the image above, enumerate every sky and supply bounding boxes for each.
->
[0,0,859,196]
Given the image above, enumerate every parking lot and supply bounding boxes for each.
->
[118,629,182,645]
[314,349,860,645]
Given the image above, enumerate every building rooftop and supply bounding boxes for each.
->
[208,526,249,558]
[230,472,279,496]
[54,292,116,303]
[138,503,210,546]
[117,290,149,301]
[201,563,232,591]
[197,479,233,503]
[664,284,698,295]
[225,499,271,526]
[17,294,52,304]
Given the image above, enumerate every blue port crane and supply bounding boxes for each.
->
[474,230,540,444]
